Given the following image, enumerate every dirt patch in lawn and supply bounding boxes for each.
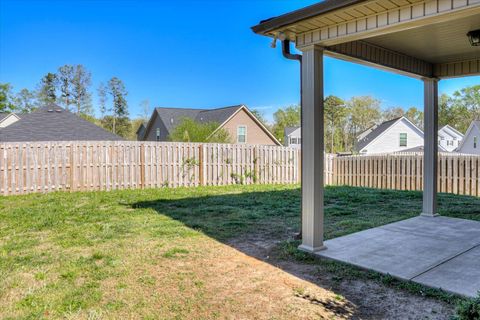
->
[96,236,357,320]
[227,232,454,320]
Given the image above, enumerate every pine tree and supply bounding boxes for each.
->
[71,65,92,115]
[37,73,57,106]
[57,65,74,111]
[107,77,129,136]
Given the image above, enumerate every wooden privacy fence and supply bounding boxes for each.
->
[0,141,301,196]
[1,142,479,197]
[333,153,480,197]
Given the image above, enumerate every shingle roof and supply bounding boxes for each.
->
[0,113,9,122]
[284,126,300,136]
[154,105,243,136]
[356,117,402,151]
[439,124,464,138]
[0,105,123,142]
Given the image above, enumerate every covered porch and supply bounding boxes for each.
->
[253,0,480,297]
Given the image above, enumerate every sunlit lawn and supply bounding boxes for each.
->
[1,184,479,319]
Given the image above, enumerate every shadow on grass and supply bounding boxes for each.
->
[133,185,480,242]
[132,185,480,314]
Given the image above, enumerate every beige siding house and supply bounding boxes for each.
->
[139,104,281,146]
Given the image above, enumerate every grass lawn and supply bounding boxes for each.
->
[1,185,479,319]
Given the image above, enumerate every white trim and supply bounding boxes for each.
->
[358,117,424,153]
[439,124,464,139]
[209,105,282,145]
[0,113,21,128]
[236,125,247,144]
[457,121,480,150]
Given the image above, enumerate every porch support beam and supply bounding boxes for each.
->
[298,44,326,253]
[422,78,439,217]
[326,41,433,79]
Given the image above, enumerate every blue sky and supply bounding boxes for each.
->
[1,0,479,122]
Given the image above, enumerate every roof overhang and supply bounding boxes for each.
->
[252,0,480,79]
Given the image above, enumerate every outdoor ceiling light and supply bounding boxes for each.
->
[467,29,480,46]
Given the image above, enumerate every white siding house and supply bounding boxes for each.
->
[356,117,425,154]
[457,121,480,155]
[0,113,20,128]
[284,126,301,148]
[438,125,464,152]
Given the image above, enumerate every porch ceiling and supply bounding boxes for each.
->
[365,14,480,64]
[252,0,480,78]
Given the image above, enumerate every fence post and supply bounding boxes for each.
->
[69,143,75,192]
[199,144,204,186]
[140,143,145,189]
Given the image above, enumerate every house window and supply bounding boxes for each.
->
[156,128,160,141]
[237,126,246,143]
[291,137,298,144]
[474,136,478,149]
[399,133,407,147]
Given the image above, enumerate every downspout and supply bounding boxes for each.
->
[281,39,303,240]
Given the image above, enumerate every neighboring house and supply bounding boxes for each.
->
[284,126,301,148]
[438,125,464,152]
[356,117,426,154]
[139,104,281,145]
[457,120,480,155]
[0,104,123,142]
[0,113,20,128]
[136,123,146,141]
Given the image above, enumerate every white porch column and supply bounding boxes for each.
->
[422,78,439,217]
[298,45,326,252]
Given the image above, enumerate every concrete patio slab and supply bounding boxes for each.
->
[413,246,480,298]
[316,216,480,297]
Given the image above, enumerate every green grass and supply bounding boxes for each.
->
[1,185,479,318]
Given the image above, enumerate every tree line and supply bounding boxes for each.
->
[1,66,478,146]
[0,64,137,139]
[268,85,479,153]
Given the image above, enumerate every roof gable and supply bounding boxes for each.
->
[284,126,300,136]
[152,105,243,136]
[439,125,464,139]
[457,120,480,150]
[357,117,423,152]
[0,113,21,128]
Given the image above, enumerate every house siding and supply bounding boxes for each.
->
[438,126,463,152]
[222,109,278,145]
[285,127,301,148]
[458,125,480,155]
[0,114,20,128]
[143,112,169,141]
[360,119,424,154]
